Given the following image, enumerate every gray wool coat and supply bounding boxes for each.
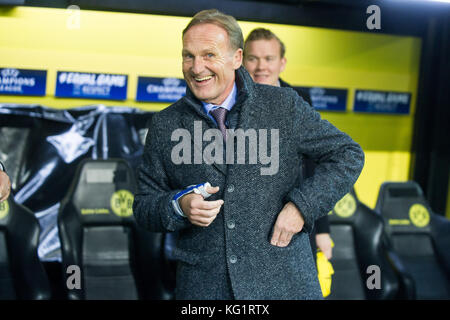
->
[133,67,365,300]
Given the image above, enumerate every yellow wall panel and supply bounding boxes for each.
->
[355,151,411,208]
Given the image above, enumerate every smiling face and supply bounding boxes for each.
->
[243,38,286,86]
[182,23,243,105]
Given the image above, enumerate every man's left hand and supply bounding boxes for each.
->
[316,233,333,260]
[270,202,304,247]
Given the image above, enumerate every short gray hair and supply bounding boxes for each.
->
[183,9,244,51]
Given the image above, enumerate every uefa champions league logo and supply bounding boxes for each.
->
[310,87,325,96]
[163,78,181,87]
[1,69,20,78]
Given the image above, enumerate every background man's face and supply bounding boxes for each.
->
[243,38,286,86]
[182,23,243,105]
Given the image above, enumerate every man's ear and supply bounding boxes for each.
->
[233,48,243,69]
[280,56,287,73]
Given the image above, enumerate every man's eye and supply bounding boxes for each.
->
[207,53,215,58]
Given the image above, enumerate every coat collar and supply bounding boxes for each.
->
[180,67,260,176]
[278,77,290,88]
[182,66,254,121]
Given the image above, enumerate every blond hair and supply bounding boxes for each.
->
[244,28,286,58]
[183,9,244,51]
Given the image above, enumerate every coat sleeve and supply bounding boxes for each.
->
[314,215,330,234]
[285,91,365,234]
[133,114,192,233]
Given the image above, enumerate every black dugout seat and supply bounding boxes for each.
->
[58,159,168,300]
[325,189,400,300]
[0,196,51,299]
[375,181,450,300]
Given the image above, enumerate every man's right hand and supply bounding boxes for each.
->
[179,185,223,227]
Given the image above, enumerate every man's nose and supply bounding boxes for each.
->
[256,59,266,70]
[192,57,205,75]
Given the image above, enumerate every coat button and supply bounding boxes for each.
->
[229,255,237,264]
[227,185,235,193]
[227,221,235,229]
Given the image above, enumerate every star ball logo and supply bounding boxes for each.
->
[310,87,325,96]
[1,68,20,78]
[162,78,181,87]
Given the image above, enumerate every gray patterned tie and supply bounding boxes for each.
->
[210,107,228,141]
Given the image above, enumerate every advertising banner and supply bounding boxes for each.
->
[295,86,347,111]
[354,90,411,114]
[55,71,128,100]
[136,77,186,103]
[0,68,47,96]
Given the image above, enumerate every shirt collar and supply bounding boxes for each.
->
[202,82,237,115]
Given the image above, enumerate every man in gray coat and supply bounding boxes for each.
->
[243,27,334,262]
[133,9,364,300]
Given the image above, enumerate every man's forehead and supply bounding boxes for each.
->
[247,38,280,52]
[183,23,229,43]
[182,26,233,55]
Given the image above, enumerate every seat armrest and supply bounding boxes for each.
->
[385,247,416,300]
[431,214,450,274]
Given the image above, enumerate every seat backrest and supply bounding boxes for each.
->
[58,159,166,300]
[0,197,51,300]
[375,181,450,299]
[326,190,399,300]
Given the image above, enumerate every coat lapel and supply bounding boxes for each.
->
[179,67,259,176]
[181,98,228,176]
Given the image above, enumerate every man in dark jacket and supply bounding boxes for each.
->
[243,28,333,259]
[133,9,364,299]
